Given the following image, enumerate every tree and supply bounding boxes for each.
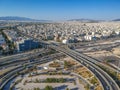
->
[0,46,3,50]
[45,85,53,90]
[35,78,39,83]
[34,87,40,90]
[64,61,71,68]
[85,84,90,90]
[66,88,69,90]
[90,77,98,85]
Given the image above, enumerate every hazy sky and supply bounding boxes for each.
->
[0,0,120,20]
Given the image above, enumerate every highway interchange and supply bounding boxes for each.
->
[51,45,120,90]
[0,26,120,90]
[0,52,64,89]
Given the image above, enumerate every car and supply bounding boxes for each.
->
[90,86,94,90]
[106,86,110,90]
[29,59,35,62]
[26,65,33,69]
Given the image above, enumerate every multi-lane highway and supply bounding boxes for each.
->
[1,44,119,90]
[15,27,120,90]
[0,49,46,63]
[0,52,64,89]
[0,26,119,90]
[0,49,54,69]
[51,45,120,90]
[75,42,120,53]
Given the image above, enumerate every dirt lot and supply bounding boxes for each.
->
[84,50,120,66]
[74,66,93,78]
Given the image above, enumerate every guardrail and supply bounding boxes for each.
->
[0,53,64,89]
[51,46,120,90]
[14,26,120,90]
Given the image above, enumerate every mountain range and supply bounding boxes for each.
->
[68,18,120,22]
[0,16,120,22]
[68,19,102,22]
[112,19,120,21]
[0,16,51,22]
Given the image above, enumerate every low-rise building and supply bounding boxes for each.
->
[0,34,6,46]
[0,34,7,50]
[16,39,40,52]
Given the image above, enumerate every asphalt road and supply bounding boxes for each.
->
[0,52,64,89]
[52,46,120,90]
[13,26,120,90]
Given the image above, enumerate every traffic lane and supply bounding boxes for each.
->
[55,48,113,90]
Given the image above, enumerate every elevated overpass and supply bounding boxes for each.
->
[0,25,119,90]
[12,25,120,90]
